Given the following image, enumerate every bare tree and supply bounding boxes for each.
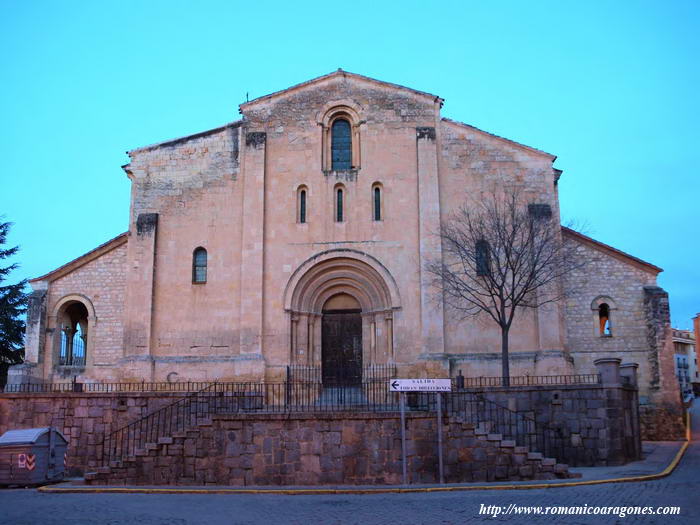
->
[427,191,583,386]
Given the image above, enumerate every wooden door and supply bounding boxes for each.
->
[321,310,362,385]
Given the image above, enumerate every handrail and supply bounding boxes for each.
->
[445,392,584,465]
[100,382,221,465]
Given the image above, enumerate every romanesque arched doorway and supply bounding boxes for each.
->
[283,251,402,386]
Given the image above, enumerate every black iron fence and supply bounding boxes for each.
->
[1,372,600,394]
[454,373,601,388]
[286,364,397,384]
[1,380,233,394]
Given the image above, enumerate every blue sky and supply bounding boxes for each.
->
[1,0,698,328]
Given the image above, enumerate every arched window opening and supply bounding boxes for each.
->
[296,186,308,224]
[475,239,491,276]
[299,189,307,224]
[599,303,611,336]
[193,247,207,283]
[59,302,88,367]
[336,187,344,222]
[331,118,352,170]
[373,185,382,221]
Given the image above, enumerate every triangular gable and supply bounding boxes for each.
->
[562,226,662,274]
[30,232,128,284]
[239,69,443,112]
[442,118,556,160]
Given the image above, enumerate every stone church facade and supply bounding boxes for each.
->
[15,71,679,422]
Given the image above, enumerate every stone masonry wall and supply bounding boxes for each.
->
[563,237,657,398]
[471,384,641,466]
[89,413,573,486]
[0,393,178,474]
[1,381,639,479]
[47,242,128,379]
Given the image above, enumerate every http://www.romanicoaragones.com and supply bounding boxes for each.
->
[479,503,681,519]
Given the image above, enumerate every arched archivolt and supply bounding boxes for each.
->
[52,293,97,320]
[315,99,364,127]
[49,293,97,373]
[316,100,364,172]
[590,295,617,311]
[283,250,401,367]
[284,249,401,314]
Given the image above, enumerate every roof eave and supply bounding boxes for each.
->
[127,120,243,156]
[442,118,557,160]
[30,232,129,284]
[239,69,443,112]
[561,226,663,274]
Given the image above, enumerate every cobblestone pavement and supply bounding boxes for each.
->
[1,404,698,525]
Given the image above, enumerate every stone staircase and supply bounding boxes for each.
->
[85,416,578,486]
[471,422,575,481]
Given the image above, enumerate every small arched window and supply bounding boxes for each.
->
[297,186,308,224]
[192,247,207,283]
[336,187,344,222]
[331,118,352,170]
[599,303,611,336]
[373,185,382,221]
[475,239,491,276]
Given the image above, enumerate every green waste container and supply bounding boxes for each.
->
[0,427,68,486]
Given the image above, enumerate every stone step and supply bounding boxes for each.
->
[145,443,159,451]
[109,461,123,469]
[527,452,543,460]
[134,448,148,457]
[96,466,111,474]
[84,471,99,481]
[554,463,569,473]
[500,440,515,447]
[172,431,187,439]
[541,458,556,466]
[487,433,503,441]
[514,446,529,454]
[158,437,174,445]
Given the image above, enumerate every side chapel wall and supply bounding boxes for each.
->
[436,120,568,376]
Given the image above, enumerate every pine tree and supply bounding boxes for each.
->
[0,219,27,389]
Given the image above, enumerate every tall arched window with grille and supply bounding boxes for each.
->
[331,118,352,170]
[192,247,207,283]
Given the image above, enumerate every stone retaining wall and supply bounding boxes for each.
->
[0,392,180,474]
[88,413,573,486]
[469,383,641,465]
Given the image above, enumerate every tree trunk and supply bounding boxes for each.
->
[501,327,510,387]
[0,363,8,392]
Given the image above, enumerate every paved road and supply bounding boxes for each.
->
[1,404,698,525]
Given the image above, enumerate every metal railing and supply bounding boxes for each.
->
[2,372,601,395]
[101,383,221,464]
[97,382,589,467]
[445,392,586,466]
[286,364,397,384]
[454,374,600,388]
[98,381,406,466]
